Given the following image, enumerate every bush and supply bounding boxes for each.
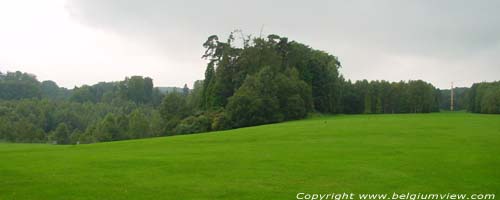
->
[174,115,211,135]
[210,110,231,131]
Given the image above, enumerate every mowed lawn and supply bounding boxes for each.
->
[1,113,499,199]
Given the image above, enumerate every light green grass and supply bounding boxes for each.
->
[1,113,499,199]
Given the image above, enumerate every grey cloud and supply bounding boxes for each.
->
[65,0,500,88]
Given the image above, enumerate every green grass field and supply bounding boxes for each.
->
[1,113,499,199]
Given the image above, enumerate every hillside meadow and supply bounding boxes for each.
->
[1,112,499,199]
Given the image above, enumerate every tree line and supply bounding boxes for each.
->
[0,72,171,143]
[341,80,440,114]
[0,99,163,143]
[1,32,497,144]
[437,83,500,114]
[467,81,500,114]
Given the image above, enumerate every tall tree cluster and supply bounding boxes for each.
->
[198,33,342,128]
[467,81,500,114]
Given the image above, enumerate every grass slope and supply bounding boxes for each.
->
[1,113,499,199]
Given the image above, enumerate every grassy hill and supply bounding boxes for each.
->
[1,113,499,199]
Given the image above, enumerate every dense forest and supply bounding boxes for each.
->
[196,33,440,129]
[1,33,498,144]
[0,71,168,143]
[467,81,500,114]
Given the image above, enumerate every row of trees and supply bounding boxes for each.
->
[0,72,192,144]
[0,71,168,105]
[0,71,214,144]
[0,71,70,100]
[5,32,496,144]
[341,80,440,114]
[0,99,163,144]
[467,81,500,114]
[69,76,165,105]
[435,83,499,114]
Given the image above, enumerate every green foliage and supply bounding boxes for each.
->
[226,66,313,128]
[120,76,154,104]
[52,123,71,144]
[69,129,83,144]
[439,87,469,111]
[160,92,189,134]
[0,71,42,100]
[12,118,45,143]
[226,70,281,128]
[70,76,157,105]
[308,51,342,113]
[41,80,70,100]
[467,81,500,113]
[70,85,95,103]
[341,80,440,114]
[201,32,341,127]
[174,115,211,134]
[202,62,216,108]
[182,84,190,96]
[149,111,164,137]
[0,98,164,144]
[128,109,150,139]
[209,109,231,130]
[94,113,120,142]
[187,80,204,110]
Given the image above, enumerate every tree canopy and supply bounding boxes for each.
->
[1,32,497,144]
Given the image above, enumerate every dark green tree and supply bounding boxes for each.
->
[53,123,71,144]
[160,92,189,134]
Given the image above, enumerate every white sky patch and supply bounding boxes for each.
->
[0,0,199,88]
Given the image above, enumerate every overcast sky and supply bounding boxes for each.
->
[0,0,499,89]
